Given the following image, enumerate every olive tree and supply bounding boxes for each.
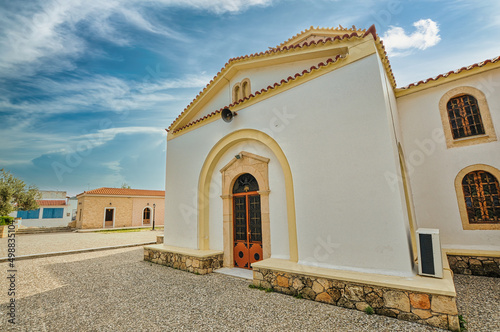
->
[0,169,41,216]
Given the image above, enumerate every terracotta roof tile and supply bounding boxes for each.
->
[276,25,367,48]
[37,200,67,206]
[77,187,165,197]
[400,55,500,90]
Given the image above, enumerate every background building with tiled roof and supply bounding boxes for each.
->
[75,187,165,229]
[10,190,77,228]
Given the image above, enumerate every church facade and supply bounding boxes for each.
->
[145,25,500,330]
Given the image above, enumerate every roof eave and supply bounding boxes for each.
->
[77,193,165,198]
[395,59,500,97]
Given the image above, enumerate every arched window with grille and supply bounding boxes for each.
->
[461,171,500,224]
[447,94,485,139]
[439,87,496,148]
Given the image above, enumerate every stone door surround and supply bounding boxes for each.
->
[220,151,271,268]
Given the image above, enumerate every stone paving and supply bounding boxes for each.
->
[0,247,498,331]
[0,230,162,257]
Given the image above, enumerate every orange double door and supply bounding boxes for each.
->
[233,192,263,269]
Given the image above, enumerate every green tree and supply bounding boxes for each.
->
[121,183,131,189]
[0,169,41,216]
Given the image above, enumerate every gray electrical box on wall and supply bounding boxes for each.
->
[416,228,443,278]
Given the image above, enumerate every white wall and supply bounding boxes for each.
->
[377,54,416,245]
[397,68,500,251]
[165,54,415,276]
[164,134,205,248]
[68,197,78,220]
[279,54,413,276]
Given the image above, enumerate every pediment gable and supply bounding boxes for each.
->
[167,25,394,139]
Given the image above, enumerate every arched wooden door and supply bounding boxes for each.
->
[233,173,263,269]
[143,207,151,225]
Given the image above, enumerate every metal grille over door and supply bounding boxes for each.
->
[233,173,263,269]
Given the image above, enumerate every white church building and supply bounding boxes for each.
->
[145,25,499,330]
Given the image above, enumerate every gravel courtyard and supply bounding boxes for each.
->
[0,230,162,257]
[1,247,498,331]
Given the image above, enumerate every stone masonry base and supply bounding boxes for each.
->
[252,267,460,331]
[447,254,500,277]
[144,246,223,275]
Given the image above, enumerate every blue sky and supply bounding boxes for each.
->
[1,0,499,196]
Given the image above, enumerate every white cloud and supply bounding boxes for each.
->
[0,0,273,79]
[0,70,206,165]
[0,73,212,115]
[0,124,166,168]
[382,19,441,56]
[152,0,273,14]
[77,127,166,149]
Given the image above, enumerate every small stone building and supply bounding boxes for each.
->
[76,187,164,229]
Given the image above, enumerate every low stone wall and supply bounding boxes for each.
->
[144,247,223,275]
[447,255,500,277]
[253,267,459,331]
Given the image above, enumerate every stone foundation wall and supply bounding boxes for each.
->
[447,255,500,277]
[253,268,460,331]
[144,248,223,275]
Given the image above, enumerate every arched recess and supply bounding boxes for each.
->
[455,164,500,230]
[232,83,242,103]
[241,78,251,99]
[198,129,298,262]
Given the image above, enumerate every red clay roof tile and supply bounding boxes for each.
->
[77,187,165,197]
[400,55,500,90]
[37,200,67,206]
